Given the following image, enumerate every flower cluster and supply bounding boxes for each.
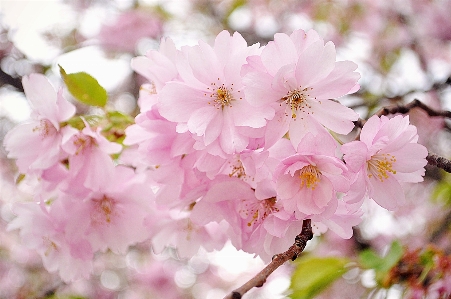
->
[4,29,428,281]
[126,29,427,261]
[4,74,154,281]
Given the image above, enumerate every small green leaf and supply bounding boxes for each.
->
[382,241,403,270]
[59,65,107,107]
[359,249,383,269]
[290,256,349,299]
[64,115,103,130]
[102,110,135,143]
[359,241,404,287]
[106,110,134,124]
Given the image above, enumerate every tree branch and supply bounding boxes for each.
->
[376,99,451,118]
[427,153,451,173]
[354,99,451,130]
[223,219,313,299]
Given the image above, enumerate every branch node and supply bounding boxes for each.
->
[232,292,242,299]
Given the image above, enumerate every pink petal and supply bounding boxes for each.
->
[295,41,336,87]
[261,33,298,75]
[308,99,358,134]
[158,82,208,122]
[367,174,405,211]
[342,140,368,172]
[23,74,58,122]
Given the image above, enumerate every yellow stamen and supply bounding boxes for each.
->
[92,195,115,224]
[281,87,313,119]
[229,159,246,178]
[367,153,397,182]
[214,86,233,109]
[33,119,56,138]
[43,236,58,256]
[241,197,279,228]
[299,165,322,189]
[205,79,236,109]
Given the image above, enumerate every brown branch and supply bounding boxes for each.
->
[353,99,451,138]
[427,153,451,173]
[223,219,313,299]
[375,99,451,118]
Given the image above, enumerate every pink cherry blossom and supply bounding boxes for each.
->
[246,211,305,262]
[152,215,229,258]
[64,166,152,254]
[342,115,428,210]
[190,177,281,251]
[131,37,179,94]
[124,103,195,166]
[8,201,93,282]
[61,121,122,196]
[274,131,350,219]
[3,74,76,173]
[311,200,363,239]
[158,30,273,155]
[243,29,360,148]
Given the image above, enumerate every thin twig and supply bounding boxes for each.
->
[223,219,313,299]
[376,99,451,118]
[427,153,451,173]
[353,99,451,138]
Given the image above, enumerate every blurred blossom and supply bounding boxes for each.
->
[96,9,163,53]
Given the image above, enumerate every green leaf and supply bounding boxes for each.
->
[106,110,134,124]
[290,256,349,299]
[359,250,383,269]
[359,241,403,273]
[59,65,107,107]
[359,241,404,287]
[64,115,103,130]
[102,110,135,143]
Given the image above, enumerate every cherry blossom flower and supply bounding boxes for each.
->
[158,30,273,155]
[124,104,195,167]
[131,37,179,95]
[245,212,305,262]
[243,29,360,147]
[274,132,350,219]
[64,166,152,254]
[342,115,428,210]
[8,201,93,282]
[3,74,76,173]
[190,177,281,251]
[152,215,229,258]
[61,121,122,196]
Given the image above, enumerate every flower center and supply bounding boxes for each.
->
[281,87,313,118]
[92,195,115,224]
[239,197,279,229]
[206,79,240,110]
[299,165,322,189]
[367,153,397,182]
[33,119,57,138]
[73,135,97,155]
[229,159,246,179]
[42,236,58,256]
